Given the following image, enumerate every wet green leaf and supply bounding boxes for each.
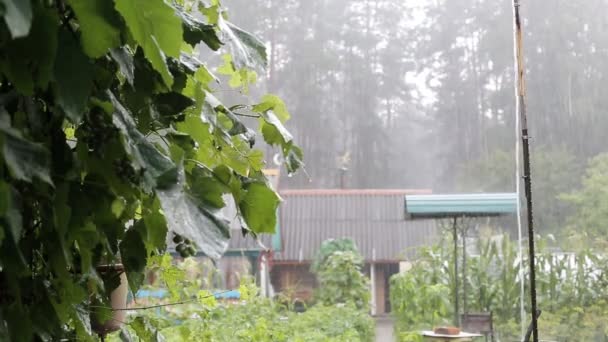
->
[0,122,52,185]
[119,228,147,293]
[189,166,228,208]
[67,0,122,58]
[219,19,267,70]
[157,172,230,259]
[177,8,222,50]
[154,92,194,119]
[0,0,32,38]
[0,5,57,94]
[141,203,168,253]
[131,317,166,342]
[110,47,135,85]
[115,0,183,86]
[239,182,280,234]
[54,29,93,123]
[109,92,178,190]
[260,111,293,146]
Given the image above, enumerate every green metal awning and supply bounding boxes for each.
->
[404,193,518,219]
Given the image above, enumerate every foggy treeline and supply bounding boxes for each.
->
[223,0,608,233]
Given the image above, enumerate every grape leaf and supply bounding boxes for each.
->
[141,202,168,253]
[218,19,267,70]
[115,0,183,86]
[176,8,222,50]
[157,172,230,260]
[0,121,52,185]
[108,92,178,190]
[0,0,32,38]
[189,166,228,209]
[110,47,135,85]
[67,0,122,58]
[119,228,147,293]
[260,111,293,146]
[253,94,290,122]
[0,5,57,94]
[238,182,280,234]
[131,317,166,342]
[53,29,93,124]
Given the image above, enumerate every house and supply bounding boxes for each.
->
[269,188,437,315]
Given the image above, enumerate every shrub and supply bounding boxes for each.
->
[314,250,370,310]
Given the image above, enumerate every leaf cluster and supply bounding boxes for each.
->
[0,0,301,339]
[313,249,370,310]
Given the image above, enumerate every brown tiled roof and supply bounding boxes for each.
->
[273,189,438,262]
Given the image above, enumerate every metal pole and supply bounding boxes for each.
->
[452,216,459,326]
[512,1,539,341]
[462,223,467,318]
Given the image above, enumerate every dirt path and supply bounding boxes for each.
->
[375,315,395,342]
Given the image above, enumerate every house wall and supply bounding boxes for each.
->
[217,256,252,289]
[375,266,386,314]
[270,263,316,302]
[271,261,400,315]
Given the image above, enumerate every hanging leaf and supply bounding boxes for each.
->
[0,5,57,94]
[67,0,122,58]
[189,165,228,209]
[253,94,290,122]
[176,8,222,50]
[140,201,169,254]
[0,0,32,38]
[0,122,53,185]
[285,144,304,175]
[157,172,230,259]
[110,47,135,85]
[238,182,280,234]
[130,317,166,342]
[108,92,178,190]
[53,29,93,124]
[115,0,183,86]
[119,228,147,293]
[260,111,293,146]
[0,184,22,244]
[154,92,194,119]
[218,19,267,70]
[253,95,293,146]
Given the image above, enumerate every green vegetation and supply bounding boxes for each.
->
[108,255,374,341]
[312,240,370,310]
[0,0,301,340]
[390,235,608,341]
[561,153,608,249]
[311,238,358,273]
[393,150,608,341]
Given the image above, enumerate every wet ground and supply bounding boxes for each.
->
[375,315,395,342]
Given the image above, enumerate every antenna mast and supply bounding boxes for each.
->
[512,1,539,341]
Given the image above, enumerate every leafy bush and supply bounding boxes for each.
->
[0,0,301,340]
[314,250,370,310]
[100,255,375,341]
[390,235,608,341]
[109,256,374,341]
[390,244,452,337]
[311,238,359,273]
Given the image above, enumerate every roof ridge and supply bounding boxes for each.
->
[279,189,432,196]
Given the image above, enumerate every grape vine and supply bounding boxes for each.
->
[0,0,301,340]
